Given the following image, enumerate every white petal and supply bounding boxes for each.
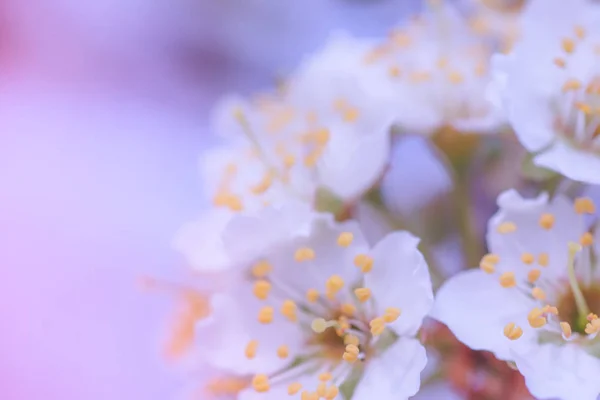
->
[432,269,534,361]
[535,141,600,185]
[410,382,462,400]
[318,124,391,201]
[364,231,433,336]
[512,343,600,400]
[380,135,452,216]
[488,189,584,282]
[222,201,314,265]
[352,337,427,400]
[173,209,233,271]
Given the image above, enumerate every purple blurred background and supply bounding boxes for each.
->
[0,0,420,398]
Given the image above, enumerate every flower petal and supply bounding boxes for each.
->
[535,141,600,185]
[365,231,434,337]
[352,337,427,400]
[512,343,600,400]
[432,269,534,361]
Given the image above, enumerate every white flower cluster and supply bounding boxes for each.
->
[166,0,600,399]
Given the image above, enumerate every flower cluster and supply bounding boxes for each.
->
[164,0,600,399]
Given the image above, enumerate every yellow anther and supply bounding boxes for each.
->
[562,78,582,92]
[342,108,360,123]
[384,307,402,323]
[258,307,274,324]
[497,221,517,234]
[562,38,576,53]
[277,345,289,359]
[528,308,547,328]
[288,383,302,395]
[283,153,296,169]
[252,374,270,393]
[581,232,594,247]
[447,71,464,84]
[252,260,272,278]
[543,305,559,315]
[585,319,600,334]
[370,317,386,336]
[245,340,258,359]
[587,313,599,322]
[499,272,516,288]
[528,269,542,283]
[342,351,358,363]
[560,321,572,338]
[341,303,356,316]
[306,288,320,303]
[325,385,339,399]
[390,30,412,48]
[482,253,500,264]
[521,253,535,265]
[538,253,549,267]
[388,65,401,78]
[303,149,323,168]
[532,287,546,300]
[294,247,315,262]
[337,232,354,247]
[354,254,374,273]
[503,322,523,340]
[574,25,586,40]
[336,316,350,336]
[281,300,297,322]
[480,261,495,274]
[576,102,592,114]
[253,280,271,300]
[314,128,330,145]
[554,57,566,68]
[249,171,273,195]
[317,383,327,397]
[318,372,333,382]
[345,344,359,355]
[575,197,596,214]
[326,275,345,295]
[354,287,371,303]
[539,213,555,230]
[344,334,359,346]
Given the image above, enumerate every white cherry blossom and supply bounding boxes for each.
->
[491,0,600,184]
[197,212,433,400]
[434,189,600,400]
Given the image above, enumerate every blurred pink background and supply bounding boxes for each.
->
[0,0,417,398]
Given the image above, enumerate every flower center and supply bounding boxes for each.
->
[557,284,600,335]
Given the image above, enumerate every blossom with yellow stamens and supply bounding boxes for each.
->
[489,0,600,184]
[196,213,433,400]
[435,189,600,400]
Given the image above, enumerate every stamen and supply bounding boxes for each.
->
[325,386,339,399]
[532,287,546,300]
[252,374,270,393]
[369,317,386,336]
[258,306,274,324]
[344,334,359,346]
[521,253,535,265]
[295,247,316,262]
[281,300,298,322]
[575,197,596,214]
[499,272,516,288]
[562,38,576,54]
[528,269,542,283]
[554,57,567,68]
[574,25,586,40]
[581,232,594,247]
[253,280,271,300]
[567,242,591,321]
[497,221,517,234]
[337,232,354,247]
[527,308,547,328]
[560,321,572,338]
[317,383,327,397]
[538,253,549,267]
[288,383,302,395]
[341,303,356,316]
[306,288,320,303]
[354,254,374,273]
[383,307,402,323]
[326,275,345,299]
[245,340,258,359]
[562,78,582,92]
[388,66,401,78]
[539,213,555,230]
[252,260,272,278]
[249,171,274,195]
[318,372,333,382]
[354,288,371,303]
[277,345,289,359]
[480,253,499,274]
[503,322,523,340]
